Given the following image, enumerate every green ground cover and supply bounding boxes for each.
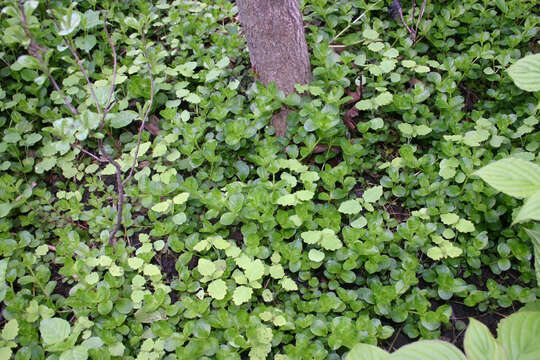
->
[0,1,539,359]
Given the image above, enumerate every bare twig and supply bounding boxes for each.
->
[64,40,103,115]
[411,1,416,25]
[95,18,124,245]
[71,143,106,162]
[330,0,382,44]
[397,3,413,35]
[47,5,127,245]
[19,0,79,116]
[415,0,428,35]
[122,23,154,186]
[24,3,155,246]
[102,14,117,110]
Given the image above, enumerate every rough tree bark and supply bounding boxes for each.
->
[237,0,312,136]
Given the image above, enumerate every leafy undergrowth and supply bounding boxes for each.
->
[0,0,539,359]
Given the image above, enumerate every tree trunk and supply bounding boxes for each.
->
[237,0,312,136]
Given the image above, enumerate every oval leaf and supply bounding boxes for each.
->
[474,158,540,199]
[497,311,540,360]
[464,318,505,360]
[346,343,389,360]
[507,54,540,92]
[514,192,540,224]
[389,340,466,360]
[40,318,71,345]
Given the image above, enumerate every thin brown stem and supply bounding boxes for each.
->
[48,4,124,245]
[103,15,117,109]
[71,143,106,162]
[415,0,428,35]
[64,39,103,115]
[122,24,154,186]
[19,0,79,115]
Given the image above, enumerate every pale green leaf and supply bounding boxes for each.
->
[497,311,540,360]
[320,229,342,251]
[185,93,201,104]
[356,99,374,110]
[35,244,49,256]
[351,216,368,229]
[389,340,466,360]
[127,257,144,270]
[441,213,459,225]
[363,29,379,40]
[368,42,385,52]
[339,199,362,215]
[109,264,124,277]
[59,346,88,360]
[101,163,116,175]
[219,211,236,226]
[374,92,393,106]
[295,190,314,201]
[280,277,298,291]
[474,158,540,199]
[142,264,160,277]
[0,203,12,218]
[197,258,216,277]
[507,54,540,92]
[85,272,99,285]
[427,247,443,260]
[245,259,265,282]
[514,192,540,223]
[40,318,71,345]
[308,249,325,262]
[0,348,12,359]
[173,192,190,204]
[269,264,284,279]
[152,143,167,157]
[346,343,389,360]
[455,219,475,233]
[464,318,505,360]
[300,171,320,183]
[1,319,18,341]
[172,212,187,225]
[58,12,81,36]
[213,236,230,250]
[363,186,383,203]
[208,279,227,300]
[398,123,414,136]
[523,227,540,287]
[232,286,253,305]
[301,230,321,244]
[276,194,298,206]
[151,200,171,213]
[108,111,138,128]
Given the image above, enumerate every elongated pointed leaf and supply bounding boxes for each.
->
[497,311,540,360]
[464,318,506,360]
[507,54,540,92]
[474,158,540,199]
[346,343,389,360]
[389,340,466,360]
[514,192,540,223]
[523,226,540,287]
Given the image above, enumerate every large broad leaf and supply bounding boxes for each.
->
[464,319,506,360]
[474,158,540,199]
[497,311,540,360]
[346,344,389,360]
[388,341,466,360]
[39,318,71,345]
[507,54,540,92]
[523,226,540,287]
[514,192,540,223]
